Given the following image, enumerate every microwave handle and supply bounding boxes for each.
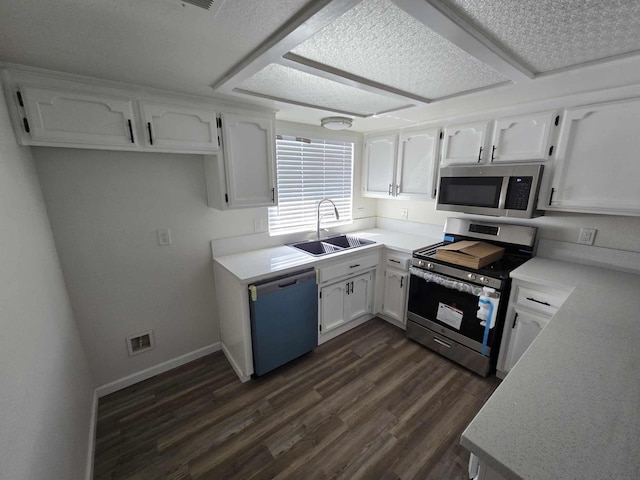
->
[497,176,509,210]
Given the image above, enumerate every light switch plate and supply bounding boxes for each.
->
[157,228,172,246]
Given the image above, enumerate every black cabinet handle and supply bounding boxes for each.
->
[271,188,275,202]
[346,282,350,295]
[400,277,404,288]
[389,259,400,264]
[512,312,519,328]
[147,122,153,145]
[350,281,354,293]
[526,297,551,307]
[491,145,496,162]
[549,187,556,205]
[127,119,135,143]
[477,146,483,163]
[349,264,360,269]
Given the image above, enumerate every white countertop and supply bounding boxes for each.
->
[461,257,640,480]
[213,228,441,284]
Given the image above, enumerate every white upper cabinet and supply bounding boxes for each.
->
[363,134,397,197]
[441,121,492,166]
[490,112,558,163]
[19,85,137,148]
[219,113,276,208]
[138,101,219,153]
[547,98,640,215]
[396,128,440,199]
[363,128,439,199]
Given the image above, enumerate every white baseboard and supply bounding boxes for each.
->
[221,342,251,383]
[96,342,221,397]
[85,390,98,480]
[318,314,373,345]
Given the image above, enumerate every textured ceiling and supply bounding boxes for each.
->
[0,0,314,96]
[444,0,640,73]
[291,0,508,100]
[238,63,411,116]
[2,0,640,132]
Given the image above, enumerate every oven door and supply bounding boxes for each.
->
[407,270,500,355]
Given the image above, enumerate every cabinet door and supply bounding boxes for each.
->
[363,134,397,197]
[381,269,408,324]
[441,121,491,166]
[320,282,348,333]
[221,113,276,208]
[20,85,137,147]
[396,128,440,199]
[138,101,219,153]
[491,112,557,163]
[503,308,548,372]
[548,98,640,215]
[346,272,373,322]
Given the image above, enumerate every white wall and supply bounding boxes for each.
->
[33,148,242,386]
[377,197,640,253]
[0,86,94,479]
[33,121,372,388]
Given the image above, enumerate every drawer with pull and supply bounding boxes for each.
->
[318,252,380,284]
[385,251,410,270]
[514,285,570,317]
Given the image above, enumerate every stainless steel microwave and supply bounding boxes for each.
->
[436,164,544,218]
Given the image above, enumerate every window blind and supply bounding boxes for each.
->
[269,135,353,235]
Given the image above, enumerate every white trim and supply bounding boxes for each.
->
[390,0,533,82]
[318,314,373,344]
[221,342,251,383]
[84,390,99,480]
[96,343,221,397]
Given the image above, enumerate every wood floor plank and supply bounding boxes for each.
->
[94,318,501,480]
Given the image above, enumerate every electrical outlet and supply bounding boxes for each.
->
[254,217,266,233]
[157,228,172,246]
[355,207,365,218]
[401,208,408,218]
[577,227,597,245]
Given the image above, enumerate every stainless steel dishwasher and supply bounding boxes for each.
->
[248,268,318,376]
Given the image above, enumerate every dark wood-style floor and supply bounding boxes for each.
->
[94,318,500,480]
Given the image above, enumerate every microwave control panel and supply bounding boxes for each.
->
[505,176,533,210]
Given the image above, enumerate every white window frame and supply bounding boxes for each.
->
[269,132,355,236]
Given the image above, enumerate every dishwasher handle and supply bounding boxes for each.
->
[249,268,316,299]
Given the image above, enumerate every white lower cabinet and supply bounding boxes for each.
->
[497,279,570,378]
[320,271,373,334]
[378,250,411,327]
[381,269,408,324]
[502,308,548,372]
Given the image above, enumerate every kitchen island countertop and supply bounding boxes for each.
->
[461,257,640,480]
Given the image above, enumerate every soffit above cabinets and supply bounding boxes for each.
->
[213,0,640,120]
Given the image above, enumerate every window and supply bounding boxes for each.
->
[269,135,354,235]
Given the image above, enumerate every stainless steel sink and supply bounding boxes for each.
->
[288,234,375,256]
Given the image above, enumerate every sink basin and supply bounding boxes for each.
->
[288,235,375,257]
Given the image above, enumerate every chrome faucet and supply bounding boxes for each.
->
[316,198,340,240]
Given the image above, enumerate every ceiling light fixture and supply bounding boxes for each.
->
[321,116,353,130]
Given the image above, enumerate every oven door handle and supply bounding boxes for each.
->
[409,267,491,297]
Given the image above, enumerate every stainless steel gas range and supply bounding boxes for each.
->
[406,218,537,376]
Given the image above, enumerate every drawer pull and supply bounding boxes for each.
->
[349,264,361,269]
[526,297,551,307]
[389,259,401,264]
[433,337,452,349]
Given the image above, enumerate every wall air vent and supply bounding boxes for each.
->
[179,0,216,11]
[126,330,155,356]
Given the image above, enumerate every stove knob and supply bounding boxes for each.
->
[467,273,477,281]
[479,276,489,284]
[427,262,434,270]
[417,260,425,267]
